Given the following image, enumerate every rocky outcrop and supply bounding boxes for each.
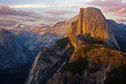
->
[69,7,119,48]
[25,38,74,84]
[48,42,126,84]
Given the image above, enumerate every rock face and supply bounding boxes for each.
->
[69,7,119,48]
[25,38,74,84]
[26,7,126,84]
[47,8,126,83]
[48,44,126,84]
[0,28,30,71]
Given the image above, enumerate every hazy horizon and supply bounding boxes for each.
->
[0,0,126,27]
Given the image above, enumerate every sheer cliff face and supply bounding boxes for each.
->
[69,7,119,48]
[25,38,74,84]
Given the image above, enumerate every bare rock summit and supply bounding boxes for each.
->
[69,7,119,48]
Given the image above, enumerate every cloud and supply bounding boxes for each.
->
[87,0,122,7]
[117,8,125,13]
[9,4,51,8]
[0,4,74,25]
[0,5,43,19]
[9,4,79,8]
[0,20,17,27]
[115,8,126,17]
[16,18,36,22]
[43,10,75,15]
[87,0,126,17]
[46,17,66,22]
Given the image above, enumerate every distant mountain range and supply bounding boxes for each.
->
[0,28,32,72]
[0,7,126,84]
[0,7,126,72]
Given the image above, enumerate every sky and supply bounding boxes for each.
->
[0,0,126,27]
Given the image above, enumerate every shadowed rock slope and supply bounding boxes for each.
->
[108,19,126,51]
[0,28,31,72]
[25,37,74,84]
[48,43,126,84]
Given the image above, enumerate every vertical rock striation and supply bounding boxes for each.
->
[69,7,119,48]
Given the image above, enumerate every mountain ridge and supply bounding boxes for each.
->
[0,28,31,71]
[25,7,126,84]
